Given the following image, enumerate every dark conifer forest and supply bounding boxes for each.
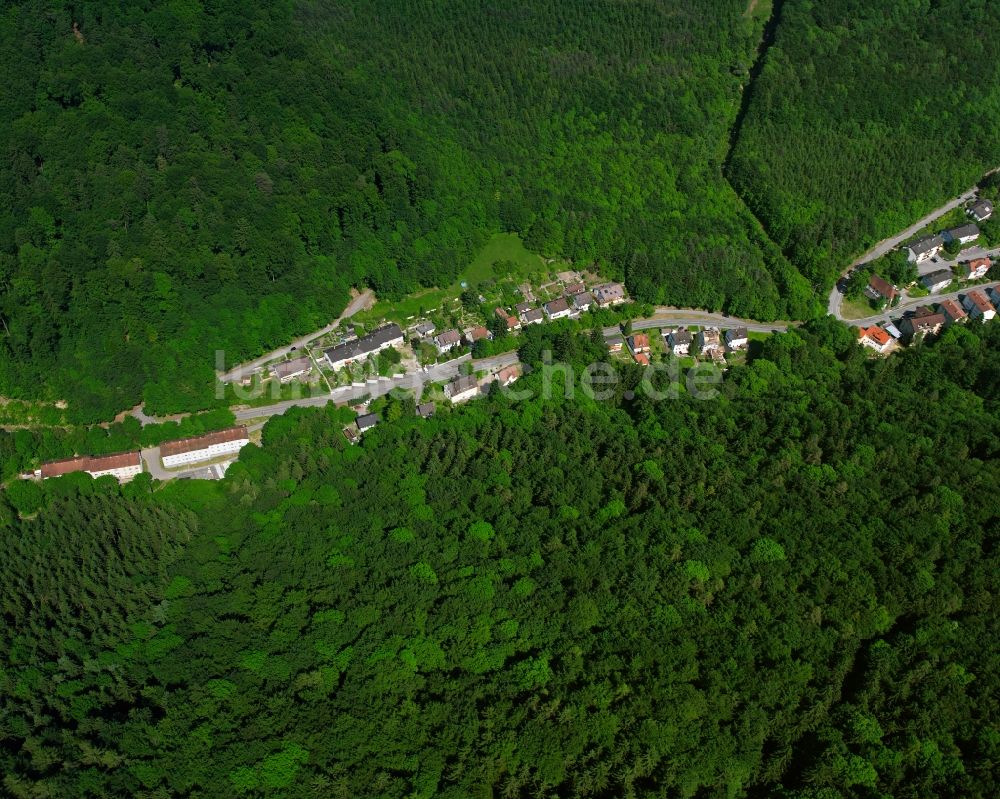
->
[2,3,999,798]
[2,321,999,798]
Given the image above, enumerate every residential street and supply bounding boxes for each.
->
[603,311,790,338]
[845,280,1000,327]
[218,289,375,383]
[232,351,519,421]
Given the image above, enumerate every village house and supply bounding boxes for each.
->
[865,275,898,303]
[921,269,953,293]
[35,451,143,483]
[520,307,544,325]
[959,257,991,280]
[445,374,479,403]
[342,426,360,445]
[905,235,944,263]
[160,426,250,468]
[883,321,903,340]
[696,327,722,356]
[271,355,312,383]
[571,291,594,312]
[593,282,626,307]
[464,326,491,345]
[606,336,624,354]
[633,352,650,366]
[967,198,993,223]
[857,325,893,354]
[413,321,436,337]
[628,333,650,354]
[938,298,967,325]
[544,297,572,320]
[416,402,436,419]
[434,329,462,353]
[494,365,522,387]
[942,223,980,245]
[667,329,692,356]
[504,314,521,331]
[962,289,996,321]
[356,413,379,432]
[725,326,749,351]
[562,282,585,296]
[515,301,534,315]
[324,323,404,370]
[987,285,1000,307]
[902,308,945,339]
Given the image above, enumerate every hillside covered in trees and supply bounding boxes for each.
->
[0,0,817,422]
[2,321,998,798]
[728,0,1000,287]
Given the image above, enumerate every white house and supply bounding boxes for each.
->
[961,290,996,321]
[667,329,692,356]
[857,326,892,354]
[959,258,991,280]
[36,451,143,483]
[570,291,593,312]
[445,374,479,404]
[906,235,944,263]
[544,297,572,320]
[160,426,250,468]
[967,198,993,223]
[942,224,980,246]
[434,329,462,353]
[725,326,749,350]
[271,356,312,383]
[593,282,626,306]
[696,328,722,356]
[921,270,952,293]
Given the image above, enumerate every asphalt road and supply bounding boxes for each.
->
[219,289,375,383]
[232,351,519,421]
[603,311,790,338]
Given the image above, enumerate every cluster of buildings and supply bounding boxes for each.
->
[866,254,994,312]
[857,285,1000,354]
[31,426,251,483]
[615,326,748,365]
[905,197,992,264]
[502,280,626,329]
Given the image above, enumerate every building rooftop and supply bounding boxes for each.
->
[324,323,403,364]
[39,450,141,478]
[907,235,944,256]
[271,356,312,379]
[160,426,248,457]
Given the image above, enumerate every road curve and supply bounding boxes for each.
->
[219,289,375,383]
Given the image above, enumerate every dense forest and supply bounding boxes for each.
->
[2,321,998,798]
[728,0,1000,287]
[0,0,817,422]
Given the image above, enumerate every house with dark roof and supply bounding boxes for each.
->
[967,198,993,222]
[562,282,585,296]
[445,374,479,404]
[357,413,379,432]
[905,235,944,263]
[921,270,953,293]
[464,326,491,345]
[515,301,534,314]
[902,309,945,339]
[571,291,594,312]
[725,327,749,350]
[416,402,436,419]
[324,324,404,370]
[544,297,572,320]
[865,275,898,303]
[667,329,692,356]
[942,223,980,245]
[520,307,544,325]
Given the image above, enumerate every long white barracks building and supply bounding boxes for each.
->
[160,426,250,468]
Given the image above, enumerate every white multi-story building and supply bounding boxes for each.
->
[160,426,250,468]
[324,324,404,370]
[36,451,143,483]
